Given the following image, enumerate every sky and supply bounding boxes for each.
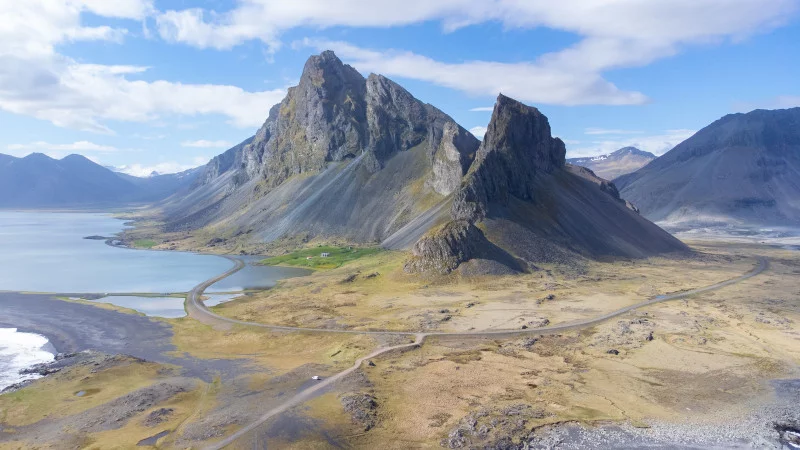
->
[1,1,798,176]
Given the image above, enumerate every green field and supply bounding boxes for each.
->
[133,239,157,249]
[260,246,382,270]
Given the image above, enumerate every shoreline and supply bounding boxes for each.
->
[0,292,245,383]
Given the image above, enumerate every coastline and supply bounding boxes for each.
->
[0,292,245,382]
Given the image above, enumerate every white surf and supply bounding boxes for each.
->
[0,328,56,391]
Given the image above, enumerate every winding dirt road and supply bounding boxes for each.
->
[187,256,768,449]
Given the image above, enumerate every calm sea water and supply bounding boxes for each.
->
[0,211,310,387]
[0,211,309,293]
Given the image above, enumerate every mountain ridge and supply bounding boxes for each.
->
[0,153,201,208]
[616,107,800,226]
[567,146,656,180]
[155,51,687,273]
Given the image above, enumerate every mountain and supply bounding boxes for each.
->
[566,147,656,180]
[162,51,686,273]
[0,153,200,208]
[160,50,480,242]
[404,95,687,274]
[615,108,800,226]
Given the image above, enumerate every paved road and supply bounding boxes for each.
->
[184,256,769,449]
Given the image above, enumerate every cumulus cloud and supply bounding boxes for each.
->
[0,0,285,133]
[299,39,647,106]
[157,0,797,105]
[469,126,487,139]
[181,140,234,148]
[566,129,697,158]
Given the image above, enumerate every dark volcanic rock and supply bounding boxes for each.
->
[404,220,524,275]
[452,94,566,222]
[407,93,686,275]
[341,393,379,431]
[143,408,174,427]
[404,220,486,274]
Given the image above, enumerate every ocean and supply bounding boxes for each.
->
[0,328,56,391]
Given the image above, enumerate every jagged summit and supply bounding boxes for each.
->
[161,53,685,272]
[406,94,686,275]
[163,51,480,242]
[453,94,566,222]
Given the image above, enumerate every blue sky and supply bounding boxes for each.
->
[1,1,798,176]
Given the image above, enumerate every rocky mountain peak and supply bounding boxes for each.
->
[299,50,365,94]
[189,50,479,206]
[452,94,566,221]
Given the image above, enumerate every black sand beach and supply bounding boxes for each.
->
[0,292,244,381]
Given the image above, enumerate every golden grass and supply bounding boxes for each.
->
[0,359,173,427]
[168,317,378,373]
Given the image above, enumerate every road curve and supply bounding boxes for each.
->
[187,256,768,339]
[187,256,768,449]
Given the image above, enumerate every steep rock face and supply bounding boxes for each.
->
[163,51,480,241]
[406,94,687,274]
[244,51,368,188]
[194,137,254,188]
[617,108,800,225]
[452,94,566,221]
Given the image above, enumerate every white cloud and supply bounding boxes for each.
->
[469,106,494,112]
[469,126,487,139]
[0,1,285,133]
[6,140,120,154]
[566,129,696,158]
[584,128,645,135]
[300,39,647,105]
[157,0,797,105]
[181,139,234,148]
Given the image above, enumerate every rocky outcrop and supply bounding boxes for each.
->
[404,221,486,274]
[406,94,686,274]
[452,94,566,222]
[404,220,524,275]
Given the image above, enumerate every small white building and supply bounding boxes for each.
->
[321,252,330,258]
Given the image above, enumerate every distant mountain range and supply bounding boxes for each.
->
[616,108,800,226]
[0,153,201,208]
[567,147,656,180]
[159,51,686,273]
